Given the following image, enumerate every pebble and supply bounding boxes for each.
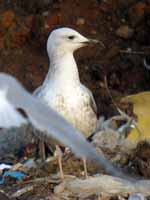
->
[76,18,85,26]
[54,183,65,194]
[116,25,134,39]
[128,2,146,26]
[92,129,119,149]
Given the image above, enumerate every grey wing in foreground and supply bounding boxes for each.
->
[0,73,134,181]
[0,91,27,128]
[33,85,42,97]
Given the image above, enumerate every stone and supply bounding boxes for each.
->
[76,18,85,26]
[1,10,15,29]
[116,25,134,39]
[128,2,146,26]
[92,129,119,150]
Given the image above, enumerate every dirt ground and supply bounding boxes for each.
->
[0,0,150,199]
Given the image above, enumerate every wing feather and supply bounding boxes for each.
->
[81,84,97,114]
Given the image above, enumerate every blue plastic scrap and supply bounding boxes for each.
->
[0,171,26,184]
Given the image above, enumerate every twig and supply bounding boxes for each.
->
[25,176,61,184]
[11,185,34,198]
[119,49,146,55]
[103,76,142,138]
[104,76,131,118]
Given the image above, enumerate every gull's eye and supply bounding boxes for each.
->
[68,35,75,40]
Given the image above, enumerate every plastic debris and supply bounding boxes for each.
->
[0,163,12,172]
[0,170,26,184]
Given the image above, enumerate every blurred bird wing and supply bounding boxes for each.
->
[0,90,27,128]
[33,85,42,96]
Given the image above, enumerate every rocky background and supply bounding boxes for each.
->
[0,0,150,116]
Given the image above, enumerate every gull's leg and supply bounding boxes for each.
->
[39,140,46,161]
[98,195,101,200]
[55,145,64,180]
[82,156,88,178]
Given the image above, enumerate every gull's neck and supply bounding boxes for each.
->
[43,51,80,88]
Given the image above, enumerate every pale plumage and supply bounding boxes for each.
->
[35,83,97,138]
[35,27,97,138]
[33,28,100,179]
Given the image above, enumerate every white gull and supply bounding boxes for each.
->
[33,27,103,178]
[34,28,99,138]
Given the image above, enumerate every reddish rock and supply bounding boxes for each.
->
[76,18,85,26]
[128,2,146,26]
[116,25,134,39]
[0,35,5,50]
[11,25,31,48]
[0,12,33,49]
[44,13,60,32]
[1,10,16,29]
[24,143,37,157]
[99,1,115,13]
[104,45,120,60]
[24,15,33,29]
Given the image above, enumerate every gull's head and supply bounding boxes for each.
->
[47,27,102,57]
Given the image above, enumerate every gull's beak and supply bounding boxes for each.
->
[82,38,105,48]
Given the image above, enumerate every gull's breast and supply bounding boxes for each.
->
[40,86,97,138]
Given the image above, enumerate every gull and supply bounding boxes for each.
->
[33,27,103,178]
[0,72,127,180]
